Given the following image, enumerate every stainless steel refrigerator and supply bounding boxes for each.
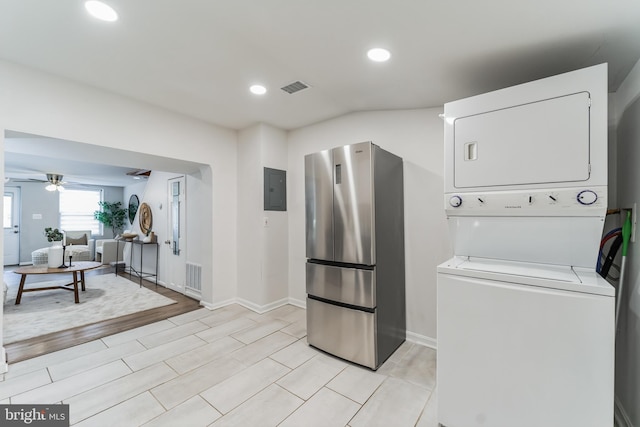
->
[305,141,406,370]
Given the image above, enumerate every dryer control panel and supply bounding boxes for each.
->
[445,186,607,217]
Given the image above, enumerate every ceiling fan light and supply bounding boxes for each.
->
[45,174,65,191]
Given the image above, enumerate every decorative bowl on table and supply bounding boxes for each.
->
[119,233,138,241]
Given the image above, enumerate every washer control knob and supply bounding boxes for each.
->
[449,195,462,208]
[577,190,598,205]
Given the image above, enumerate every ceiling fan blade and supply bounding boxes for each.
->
[6,177,47,183]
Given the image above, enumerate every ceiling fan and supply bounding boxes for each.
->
[45,174,66,192]
[5,173,68,191]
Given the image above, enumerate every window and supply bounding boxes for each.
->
[59,189,102,234]
[3,194,13,228]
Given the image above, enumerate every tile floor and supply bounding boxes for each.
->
[0,304,438,427]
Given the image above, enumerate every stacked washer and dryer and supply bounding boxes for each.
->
[437,64,615,427]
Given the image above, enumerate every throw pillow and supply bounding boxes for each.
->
[66,234,87,245]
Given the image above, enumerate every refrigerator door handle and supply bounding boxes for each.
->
[335,163,342,184]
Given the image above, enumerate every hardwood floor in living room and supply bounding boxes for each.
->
[3,266,201,364]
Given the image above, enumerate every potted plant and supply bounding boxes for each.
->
[44,227,65,268]
[44,227,63,243]
[94,201,128,238]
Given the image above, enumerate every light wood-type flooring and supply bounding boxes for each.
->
[0,304,438,426]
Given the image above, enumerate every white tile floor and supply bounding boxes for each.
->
[0,304,438,427]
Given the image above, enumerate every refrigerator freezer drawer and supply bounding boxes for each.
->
[307,297,377,369]
[306,262,376,308]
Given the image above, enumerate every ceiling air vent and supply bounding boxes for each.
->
[126,169,151,178]
[280,81,310,94]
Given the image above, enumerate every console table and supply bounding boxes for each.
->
[116,239,159,287]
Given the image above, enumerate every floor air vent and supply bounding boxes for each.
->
[186,262,202,294]
[280,81,310,94]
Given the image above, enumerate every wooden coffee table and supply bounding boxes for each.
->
[14,261,102,304]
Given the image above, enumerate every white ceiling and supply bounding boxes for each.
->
[2,0,640,131]
[2,0,640,184]
[4,131,204,187]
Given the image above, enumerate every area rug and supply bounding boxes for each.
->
[3,274,177,344]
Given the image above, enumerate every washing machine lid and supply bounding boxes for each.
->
[438,256,614,297]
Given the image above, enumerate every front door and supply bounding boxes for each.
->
[3,187,20,265]
[165,176,186,293]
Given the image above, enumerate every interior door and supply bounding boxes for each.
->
[165,176,186,293]
[3,187,20,266]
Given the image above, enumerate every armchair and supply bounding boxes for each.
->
[62,230,95,261]
[95,239,125,265]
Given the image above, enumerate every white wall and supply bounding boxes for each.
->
[613,57,640,427]
[11,181,124,263]
[287,109,452,344]
[123,171,185,287]
[124,181,149,231]
[260,125,289,307]
[0,60,238,371]
[237,123,289,310]
[237,125,263,305]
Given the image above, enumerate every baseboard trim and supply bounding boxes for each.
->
[287,297,306,309]
[615,395,634,427]
[0,347,8,374]
[236,297,290,314]
[406,331,437,350]
[199,298,437,351]
[200,297,291,314]
[155,280,201,301]
[184,289,202,300]
[200,298,236,311]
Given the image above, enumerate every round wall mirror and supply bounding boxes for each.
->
[128,194,139,224]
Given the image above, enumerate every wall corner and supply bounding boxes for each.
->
[0,347,7,374]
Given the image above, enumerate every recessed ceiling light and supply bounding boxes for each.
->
[367,48,391,62]
[85,1,118,22]
[250,85,267,95]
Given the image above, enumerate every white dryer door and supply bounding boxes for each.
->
[454,92,590,188]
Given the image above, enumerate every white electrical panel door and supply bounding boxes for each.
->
[454,92,590,188]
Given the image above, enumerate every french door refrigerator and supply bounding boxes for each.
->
[305,141,405,370]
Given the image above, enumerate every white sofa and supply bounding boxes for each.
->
[95,239,125,265]
[63,230,95,261]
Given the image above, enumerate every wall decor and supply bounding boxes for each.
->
[128,194,139,224]
[139,202,152,235]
